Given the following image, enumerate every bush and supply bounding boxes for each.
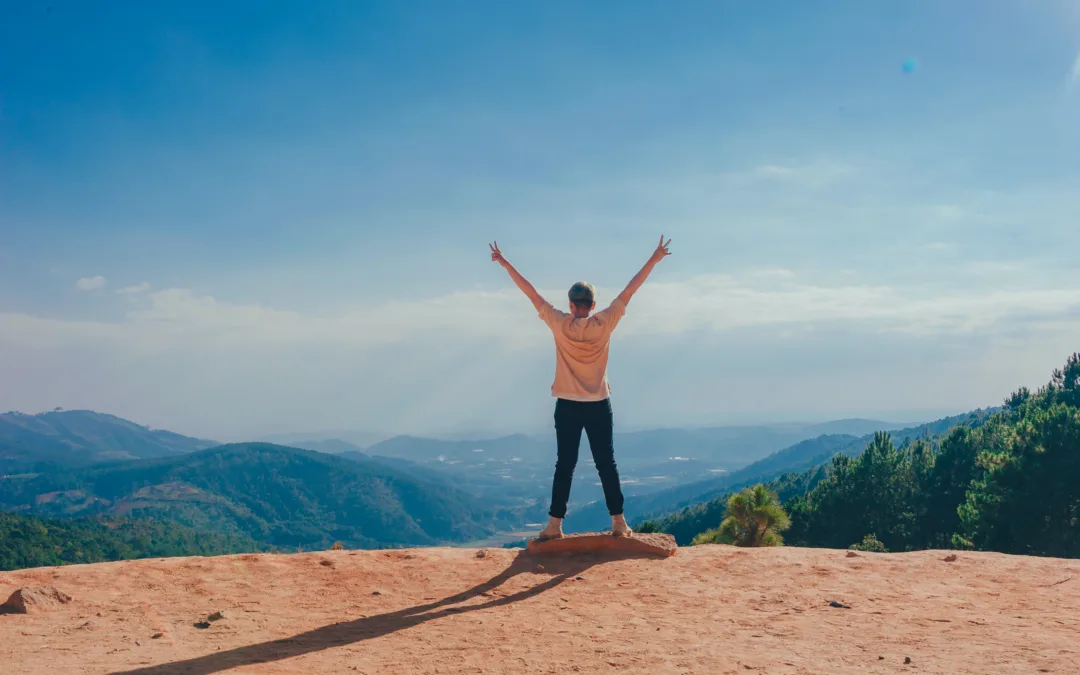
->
[849,534,888,553]
[690,485,790,547]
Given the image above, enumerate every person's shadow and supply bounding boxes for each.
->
[109,549,661,675]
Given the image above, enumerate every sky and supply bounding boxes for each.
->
[2,1,1079,441]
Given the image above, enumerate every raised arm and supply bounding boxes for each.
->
[616,235,671,307]
[490,242,547,311]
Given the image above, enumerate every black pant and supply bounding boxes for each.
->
[548,398,625,519]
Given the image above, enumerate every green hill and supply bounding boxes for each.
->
[0,511,257,571]
[568,411,993,533]
[0,443,502,550]
[643,353,1080,557]
[0,410,216,471]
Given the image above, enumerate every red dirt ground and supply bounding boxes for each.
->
[2,545,1078,674]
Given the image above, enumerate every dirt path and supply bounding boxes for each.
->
[2,545,1078,674]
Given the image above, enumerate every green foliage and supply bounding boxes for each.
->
[690,485,790,547]
[640,467,825,546]
[956,353,1080,557]
[788,353,1080,558]
[0,511,257,571]
[785,432,933,551]
[638,353,1080,559]
[628,413,991,545]
[849,534,888,553]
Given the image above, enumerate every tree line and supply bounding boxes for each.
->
[0,512,257,571]
[644,353,1080,558]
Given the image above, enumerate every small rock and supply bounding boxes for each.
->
[1,586,73,614]
[575,576,584,581]
[846,551,859,558]
[475,550,487,559]
[371,590,382,596]
[151,633,164,639]
[96,612,104,617]
[135,641,142,647]
[879,656,885,660]
[78,620,98,630]
[207,611,225,622]
[535,565,545,573]
[319,559,334,567]
[193,621,211,629]
[944,554,957,562]
[905,656,912,664]
[829,601,851,609]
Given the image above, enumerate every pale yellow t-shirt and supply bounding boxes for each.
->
[538,298,627,401]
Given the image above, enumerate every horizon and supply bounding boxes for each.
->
[1,405,980,445]
[2,1,1078,439]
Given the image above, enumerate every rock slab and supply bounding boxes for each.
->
[527,532,677,557]
[2,586,73,614]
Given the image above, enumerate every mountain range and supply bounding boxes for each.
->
[563,410,996,532]
[0,410,216,472]
[0,442,500,550]
[0,409,953,556]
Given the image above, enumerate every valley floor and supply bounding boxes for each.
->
[1,545,1078,674]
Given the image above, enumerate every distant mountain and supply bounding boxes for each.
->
[257,431,387,450]
[0,511,257,572]
[355,420,928,524]
[565,410,993,532]
[0,443,502,550]
[279,439,368,455]
[366,420,910,468]
[0,410,216,471]
[796,418,910,437]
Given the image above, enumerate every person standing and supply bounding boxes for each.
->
[489,236,672,539]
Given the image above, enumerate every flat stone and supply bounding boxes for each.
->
[526,532,677,557]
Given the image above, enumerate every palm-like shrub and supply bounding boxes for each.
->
[691,485,790,547]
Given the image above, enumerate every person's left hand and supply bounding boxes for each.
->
[490,241,510,268]
[649,235,672,264]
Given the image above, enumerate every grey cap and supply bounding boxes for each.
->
[568,281,596,303]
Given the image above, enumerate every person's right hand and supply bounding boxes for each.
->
[649,235,672,264]
[490,241,510,268]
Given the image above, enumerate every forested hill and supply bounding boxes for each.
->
[0,443,502,551]
[644,353,1080,559]
[568,410,992,532]
[0,511,256,571]
[0,409,215,471]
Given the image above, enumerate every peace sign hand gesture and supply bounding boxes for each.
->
[489,241,510,268]
[649,235,672,264]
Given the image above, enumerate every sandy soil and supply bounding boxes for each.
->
[2,544,1078,674]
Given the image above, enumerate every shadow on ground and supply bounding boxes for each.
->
[109,550,664,675]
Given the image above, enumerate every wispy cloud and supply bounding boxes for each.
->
[115,282,151,295]
[13,267,1080,353]
[4,269,1078,438]
[723,160,857,189]
[75,276,107,291]
[1071,49,1080,90]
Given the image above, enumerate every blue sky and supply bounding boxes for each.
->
[2,1,1079,440]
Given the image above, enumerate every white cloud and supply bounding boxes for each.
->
[75,276,107,291]
[115,282,151,295]
[3,269,1079,438]
[11,267,1080,353]
[726,160,857,188]
[930,204,968,221]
